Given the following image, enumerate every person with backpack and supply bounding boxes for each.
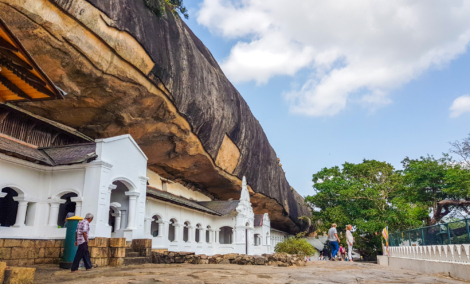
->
[322,246,329,261]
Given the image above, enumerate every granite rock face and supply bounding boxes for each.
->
[0,0,311,233]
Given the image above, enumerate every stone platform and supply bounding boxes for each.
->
[30,261,467,283]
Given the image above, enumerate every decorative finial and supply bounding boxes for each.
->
[240,176,250,202]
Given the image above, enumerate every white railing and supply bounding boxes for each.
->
[389,244,470,264]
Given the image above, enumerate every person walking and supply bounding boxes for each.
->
[346,224,355,262]
[71,213,94,272]
[322,246,329,261]
[339,244,346,261]
[328,224,340,261]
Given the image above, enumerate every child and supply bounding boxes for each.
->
[339,244,346,261]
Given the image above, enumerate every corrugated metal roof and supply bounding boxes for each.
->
[197,200,240,217]
[146,187,222,216]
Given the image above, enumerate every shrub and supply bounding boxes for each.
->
[274,237,316,255]
[145,0,189,19]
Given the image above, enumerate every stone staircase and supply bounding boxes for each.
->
[123,239,152,265]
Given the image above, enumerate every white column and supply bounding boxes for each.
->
[71,197,83,217]
[13,200,28,227]
[144,217,152,236]
[232,228,236,244]
[113,212,122,231]
[125,192,140,229]
[199,228,204,243]
[186,226,193,243]
[121,210,127,229]
[47,202,61,226]
[158,222,164,237]
[215,230,220,244]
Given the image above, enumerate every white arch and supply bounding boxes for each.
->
[110,202,121,214]
[151,214,164,222]
[0,184,26,198]
[111,177,137,192]
[168,217,179,225]
[52,189,81,199]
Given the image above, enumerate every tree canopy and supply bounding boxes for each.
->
[305,160,421,257]
[401,154,470,225]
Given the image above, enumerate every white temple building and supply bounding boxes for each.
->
[0,104,286,255]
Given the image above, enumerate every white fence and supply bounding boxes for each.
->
[389,244,470,263]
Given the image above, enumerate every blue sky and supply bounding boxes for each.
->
[183,0,470,197]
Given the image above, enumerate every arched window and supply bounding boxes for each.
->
[195,224,202,242]
[110,181,131,231]
[0,188,18,227]
[206,225,211,243]
[219,226,233,244]
[169,219,177,242]
[254,234,261,246]
[151,215,161,237]
[58,192,77,227]
[183,221,190,242]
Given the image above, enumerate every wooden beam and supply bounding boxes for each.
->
[0,111,8,124]
[51,132,60,144]
[0,37,18,53]
[0,48,32,70]
[0,74,32,100]
[27,80,57,98]
[25,122,37,141]
[2,60,46,86]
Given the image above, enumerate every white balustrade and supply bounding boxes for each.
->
[388,244,470,265]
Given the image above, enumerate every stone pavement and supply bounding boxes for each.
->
[32,261,468,283]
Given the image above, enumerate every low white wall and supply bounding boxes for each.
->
[388,256,470,281]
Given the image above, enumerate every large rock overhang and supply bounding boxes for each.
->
[0,0,312,233]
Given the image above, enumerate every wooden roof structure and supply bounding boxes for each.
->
[0,17,64,102]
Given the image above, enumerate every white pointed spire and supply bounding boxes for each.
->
[240,176,250,202]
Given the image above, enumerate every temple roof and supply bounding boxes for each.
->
[0,135,96,166]
[197,200,240,217]
[254,214,263,226]
[146,187,222,216]
[0,17,64,102]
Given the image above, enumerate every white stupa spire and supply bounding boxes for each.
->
[240,176,250,202]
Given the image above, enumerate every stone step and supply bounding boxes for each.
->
[126,251,141,257]
[123,257,151,266]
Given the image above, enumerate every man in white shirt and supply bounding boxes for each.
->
[327,223,340,261]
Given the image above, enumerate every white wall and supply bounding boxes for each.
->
[145,198,238,255]
[0,135,148,241]
[147,169,211,202]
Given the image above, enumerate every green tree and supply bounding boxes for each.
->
[145,0,189,19]
[401,154,470,225]
[274,237,316,255]
[305,160,421,257]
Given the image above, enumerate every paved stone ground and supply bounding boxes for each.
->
[32,261,468,283]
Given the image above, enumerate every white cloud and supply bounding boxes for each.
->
[450,95,470,118]
[197,0,470,116]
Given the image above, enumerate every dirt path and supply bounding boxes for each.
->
[33,261,468,283]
